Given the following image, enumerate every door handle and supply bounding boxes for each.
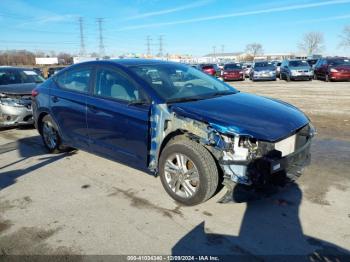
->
[51,96,59,103]
[88,105,98,113]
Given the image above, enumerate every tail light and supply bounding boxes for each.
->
[31,88,39,97]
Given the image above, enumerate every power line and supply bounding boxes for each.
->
[158,35,164,57]
[146,35,152,56]
[97,18,105,58]
[78,17,86,56]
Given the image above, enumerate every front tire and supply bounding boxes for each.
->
[159,139,219,205]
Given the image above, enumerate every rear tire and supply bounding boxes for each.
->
[159,139,219,205]
[41,115,69,153]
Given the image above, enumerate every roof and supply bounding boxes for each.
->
[75,58,181,68]
[203,52,244,57]
[111,59,175,66]
[0,66,35,70]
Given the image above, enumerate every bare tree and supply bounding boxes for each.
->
[339,25,350,49]
[298,32,324,55]
[245,43,263,58]
[57,52,73,64]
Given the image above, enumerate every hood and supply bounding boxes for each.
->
[170,92,309,142]
[332,65,350,71]
[290,66,311,70]
[0,83,38,95]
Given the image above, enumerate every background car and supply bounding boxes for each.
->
[47,66,66,78]
[275,62,282,77]
[249,61,276,81]
[280,59,313,81]
[313,57,350,81]
[243,63,252,78]
[307,59,318,69]
[196,64,220,77]
[0,67,44,127]
[221,63,244,81]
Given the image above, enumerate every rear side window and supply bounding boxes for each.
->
[56,67,91,93]
[94,67,141,102]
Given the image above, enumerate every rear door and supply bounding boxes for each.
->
[86,65,150,169]
[50,65,92,149]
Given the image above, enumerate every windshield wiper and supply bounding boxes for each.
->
[208,90,237,98]
[127,99,149,106]
[167,96,209,103]
[167,91,236,103]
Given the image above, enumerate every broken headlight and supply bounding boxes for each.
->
[0,97,22,107]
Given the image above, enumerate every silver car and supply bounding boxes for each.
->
[0,67,44,127]
[280,60,313,81]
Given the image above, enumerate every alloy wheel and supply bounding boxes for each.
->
[42,121,58,150]
[163,153,200,199]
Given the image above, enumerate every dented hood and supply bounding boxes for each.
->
[170,92,309,142]
[0,83,38,95]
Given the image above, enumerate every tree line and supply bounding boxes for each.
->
[0,50,73,66]
[244,25,350,59]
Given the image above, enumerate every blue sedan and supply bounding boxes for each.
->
[32,59,315,205]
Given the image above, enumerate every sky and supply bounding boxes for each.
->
[0,0,349,56]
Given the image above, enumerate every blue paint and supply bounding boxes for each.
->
[33,59,310,176]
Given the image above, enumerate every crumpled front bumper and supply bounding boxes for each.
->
[218,138,312,203]
[0,104,33,127]
[250,137,311,184]
[221,132,313,186]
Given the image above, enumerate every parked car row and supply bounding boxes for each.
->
[193,56,350,83]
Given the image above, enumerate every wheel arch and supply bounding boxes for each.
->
[37,111,49,134]
[157,128,223,178]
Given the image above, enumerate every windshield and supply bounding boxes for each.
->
[329,59,350,66]
[289,60,309,67]
[254,62,275,68]
[224,64,242,70]
[307,59,318,66]
[129,63,237,103]
[0,68,44,85]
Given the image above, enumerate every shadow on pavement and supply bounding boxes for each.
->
[0,135,74,190]
[172,183,350,261]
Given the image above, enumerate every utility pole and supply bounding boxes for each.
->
[97,18,105,58]
[212,46,216,62]
[221,44,225,53]
[146,35,152,57]
[158,35,164,58]
[78,17,86,56]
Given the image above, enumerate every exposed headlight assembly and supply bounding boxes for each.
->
[0,97,21,107]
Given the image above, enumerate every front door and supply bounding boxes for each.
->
[86,65,150,169]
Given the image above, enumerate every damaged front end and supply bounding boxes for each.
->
[149,103,315,203]
[0,93,33,127]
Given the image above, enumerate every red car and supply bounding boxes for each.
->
[222,63,244,81]
[197,64,220,77]
[314,57,350,81]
